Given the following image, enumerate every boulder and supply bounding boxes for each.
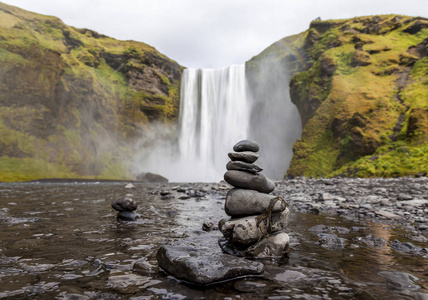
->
[226,161,263,174]
[111,197,137,211]
[225,189,286,217]
[218,209,290,245]
[228,151,259,164]
[233,140,260,152]
[224,170,275,193]
[156,245,264,285]
[136,172,168,183]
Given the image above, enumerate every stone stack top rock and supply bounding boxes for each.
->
[111,197,137,211]
[233,140,260,152]
[111,197,141,221]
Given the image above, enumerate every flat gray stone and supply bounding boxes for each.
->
[224,170,275,193]
[226,161,263,174]
[225,189,286,217]
[219,209,290,245]
[233,140,260,152]
[156,245,264,285]
[228,152,259,164]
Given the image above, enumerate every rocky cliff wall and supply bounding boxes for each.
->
[0,2,183,181]
[247,15,428,178]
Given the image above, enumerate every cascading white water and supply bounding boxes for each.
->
[133,60,302,182]
[177,65,251,182]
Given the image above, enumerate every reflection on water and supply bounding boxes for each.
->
[0,182,426,299]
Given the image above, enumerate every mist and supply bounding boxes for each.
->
[247,56,302,179]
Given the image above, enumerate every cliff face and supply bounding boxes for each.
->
[0,2,183,181]
[247,15,428,178]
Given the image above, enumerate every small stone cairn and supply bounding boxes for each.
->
[111,197,141,221]
[219,140,290,258]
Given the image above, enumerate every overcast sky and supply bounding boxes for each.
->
[2,0,427,68]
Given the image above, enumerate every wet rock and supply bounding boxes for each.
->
[117,211,141,221]
[133,259,155,276]
[226,160,263,174]
[225,189,286,217]
[228,151,259,164]
[156,245,264,285]
[233,140,260,152]
[375,210,401,219]
[111,197,137,212]
[218,209,290,245]
[317,233,347,250]
[107,272,153,294]
[389,240,426,256]
[224,170,275,194]
[242,232,290,258]
[202,222,215,231]
[353,234,387,247]
[398,193,413,200]
[378,271,420,291]
[309,224,350,234]
[136,172,168,183]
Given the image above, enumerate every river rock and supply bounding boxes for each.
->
[218,209,290,245]
[219,232,290,258]
[226,161,263,174]
[156,245,264,285]
[243,232,290,258]
[224,170,275,193]
[225,188,286,217]
[233,140,260,152]
[378,271,420,291]
[117,211,141,221]
[111,197,137,212]
[228,151,259,164]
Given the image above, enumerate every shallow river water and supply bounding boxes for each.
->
[0,181,426,299]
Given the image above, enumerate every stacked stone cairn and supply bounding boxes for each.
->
[111,197,141,221]
[219,140,290,258]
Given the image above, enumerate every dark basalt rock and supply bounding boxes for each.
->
[111,197,137,212]
[226,161,263,174]
[233,140,260,152]
[117,211,141,221]
[225,189,285,217]
[228,151,259,164]
[224,170,275,194]
[156,245,264,285]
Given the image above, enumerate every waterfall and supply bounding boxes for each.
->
[177,65,251,182]
[133,62,302,183]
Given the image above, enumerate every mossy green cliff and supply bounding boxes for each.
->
[247,15,428,178]
[0,2,183,181]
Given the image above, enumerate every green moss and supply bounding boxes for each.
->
[333,142,428,177]
[284,15,428,178]
[0,156,78,182]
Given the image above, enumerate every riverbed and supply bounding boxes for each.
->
[0,177,427,299]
